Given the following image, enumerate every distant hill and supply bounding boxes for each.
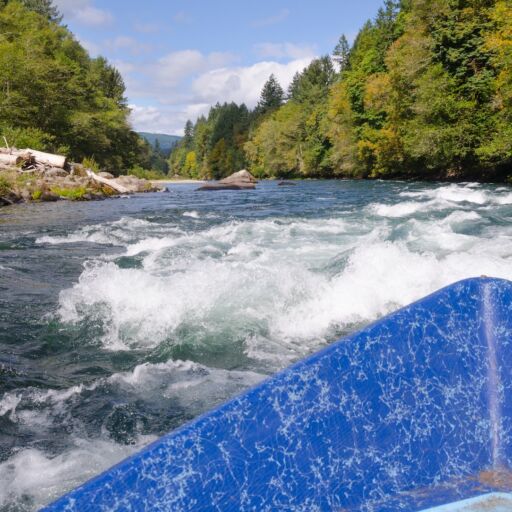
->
[138,132,182,153]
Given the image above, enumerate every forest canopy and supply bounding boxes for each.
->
[170,0,512,182]
[0,0,161,174]
[2,0,511,181]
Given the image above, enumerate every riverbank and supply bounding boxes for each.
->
[0,167,165,207]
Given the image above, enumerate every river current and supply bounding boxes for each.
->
[1,180,512,510]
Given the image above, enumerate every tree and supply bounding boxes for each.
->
[288,57,335,104]
[0,1,148,173]
[12,0,62,22]
[255,74,284,115]
[333,35,351,72]
[173,0,512,182]
[183,120,194,148]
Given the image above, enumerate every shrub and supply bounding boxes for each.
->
[0,175,12,196]
[31,189,42,200]
[82,157,100,172]
[50,186,87,200]
[128,165,164,180]
[1,126,55,151]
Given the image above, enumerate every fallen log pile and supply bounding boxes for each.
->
[0,147,67,172]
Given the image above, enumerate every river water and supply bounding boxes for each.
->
[1,180,511,510]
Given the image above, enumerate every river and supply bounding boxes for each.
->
[1,180,512,510]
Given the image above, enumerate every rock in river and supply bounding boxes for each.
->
[198,169,257,191]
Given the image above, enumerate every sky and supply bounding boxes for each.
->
[54,0,384,135]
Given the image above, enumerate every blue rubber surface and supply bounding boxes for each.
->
[42,278,512,511]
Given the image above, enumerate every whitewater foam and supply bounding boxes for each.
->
[55,191,512,362]
[36,217,177,246]
[400,183,512,205]
[5,180,512,510]
[0,436,156,511]
[0,358,265,509]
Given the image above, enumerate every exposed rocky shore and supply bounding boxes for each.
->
[0,148,165,207]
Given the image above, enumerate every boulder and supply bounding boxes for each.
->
[98,171,115,179]
[45,168,68,178]
[219,169,258,185]
[41,191,59,202]
[278,181,297,186]
[112,175,159,193]
[199,169,258,191]
[70,165,88,178]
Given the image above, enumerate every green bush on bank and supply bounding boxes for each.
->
[128,165,166,181]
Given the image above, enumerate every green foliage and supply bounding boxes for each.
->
[0,175,11,196]
[324,0,512,180]
[255,74,284,116]
[82,156,99,172]
[1,126,54,151]
[288,56,336,104]
[0,0,151,173]
[17,0,61,21]
[50,186,88,200]
[128,165,163,180]
[171,0,512,181]
[170,102,250,179]
[31,189,42,200]
[333,35,351,71]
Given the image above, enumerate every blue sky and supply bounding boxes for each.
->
[55,0,384,135]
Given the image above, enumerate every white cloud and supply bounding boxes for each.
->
[55,0,112,26]
[129,104,210,135]
[123,49,315,133]
[252,9,290,28]
[191,58,313,108]
[153,50,237,88]
[75,6,112,25]
[254,42,317,60]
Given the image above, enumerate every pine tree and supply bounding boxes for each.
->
[183,120,194,148]
[19,0,61,22]
[333,35,350,71]
[256,74,284,115]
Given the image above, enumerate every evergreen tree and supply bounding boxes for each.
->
[333,35,351,71]
[288,57,335,104]
[255,74,284,115]
[10,0,62,22]
[183,120,194,148]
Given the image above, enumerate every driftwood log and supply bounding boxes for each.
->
[0,147,63,169]
[85,169,130,194]
[0,154,22,166]
[26,149,66,169]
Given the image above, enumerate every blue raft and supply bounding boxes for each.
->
[43,277,512,511]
